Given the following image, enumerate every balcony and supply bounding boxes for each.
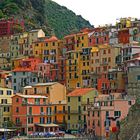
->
[54,111,67,114]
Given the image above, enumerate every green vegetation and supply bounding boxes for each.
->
[0,0,92,38]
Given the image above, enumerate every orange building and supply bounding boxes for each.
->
[23,82,66,104]
[12,94,66,135]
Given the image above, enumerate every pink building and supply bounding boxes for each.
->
[86,93,135,137]
[36,63,50,82]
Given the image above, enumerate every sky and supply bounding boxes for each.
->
[52,0,140,27]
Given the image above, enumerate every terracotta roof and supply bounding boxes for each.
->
[67,88,95,97]
[45,36,58,42]
[14,93,47,99]
[12,68,32,72]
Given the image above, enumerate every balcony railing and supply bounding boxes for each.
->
[54,111,67,114]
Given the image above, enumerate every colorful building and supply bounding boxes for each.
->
[0,87,14,127]
[0,18,24,37]
[90,45,121,93]
[23,82,66,104]
[0,71,12,88]
[67,88,98,132]
[12,93,67,135]
[65,29,92,90]
[12,68,38,93]
[86,93,135,137]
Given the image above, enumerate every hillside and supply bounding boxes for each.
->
[0,0,93,38]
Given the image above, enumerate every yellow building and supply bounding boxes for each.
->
[65,29,91,90]
[32,36,60,63]
[0,87,14,127]
[116,17,132,29]
[67,88,98,131]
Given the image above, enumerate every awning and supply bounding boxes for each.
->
[35,123,59,128]
[0,128,16,132]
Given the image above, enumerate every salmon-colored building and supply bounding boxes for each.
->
[12,94,64,135]
[86,93,135,138]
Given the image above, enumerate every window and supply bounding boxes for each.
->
[103,50,106,54]
[16,98,19,102]
[54,106,57,113]
[40,117,45,124]
[29,107,32,115]
[108,49,111,54]
[83,62,85,66]
[52,42,55,46]
[1,99,7,104]
[46,87,49,94]
[14,72,16,76]
[34,88,37,94]
[43,98,46,104]
[92,111,94,116]
[16,107,19,113]
[14,86,16,91]
[79,115,81,120]
[15,118,20,123]
[68,115,70,120]
[137,75,140,80]
[35,98,40,104]
[114,111,121,117]
[82,36,84,40]
[83,106,86,111]
[7,90,12,95]
[106,111,109,117]
[78,97,81,102]
[0,90,3,95]
[63,106,65,112]
[40,107,44,113]
[46,43,48,46]
[128,101,132,105]
[14,78,16,83]
[78,106,81,113]
[68,106,70,113]
[68,97,70,102]
[23,72,25,75]
[28,117,33,124]
[4,107,10,112]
